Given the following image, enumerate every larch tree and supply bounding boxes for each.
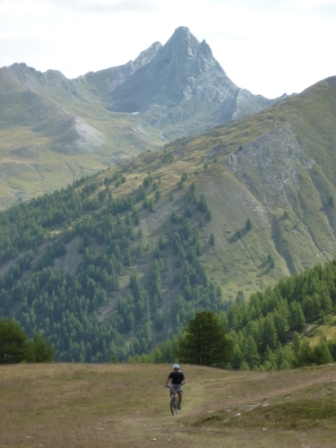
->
[176,311,233,368]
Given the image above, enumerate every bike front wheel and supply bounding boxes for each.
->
[170,395,178,416]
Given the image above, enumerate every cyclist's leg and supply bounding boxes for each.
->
[178,390,182,405]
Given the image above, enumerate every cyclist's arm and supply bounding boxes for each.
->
[164,376,171,386]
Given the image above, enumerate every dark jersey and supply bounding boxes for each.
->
[168,370,185,385]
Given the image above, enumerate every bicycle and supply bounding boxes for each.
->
[165,385,179,415]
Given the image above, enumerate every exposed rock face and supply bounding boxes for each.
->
[226,124,304,209]
[102,26,278,136]
[50,116,105,153]
[107,27,237,112]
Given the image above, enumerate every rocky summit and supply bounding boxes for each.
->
[106,26,238,111]
[103,26,278,136]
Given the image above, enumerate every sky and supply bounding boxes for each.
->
[0,0,335,98]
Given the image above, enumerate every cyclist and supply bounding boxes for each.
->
[165,364,186,409]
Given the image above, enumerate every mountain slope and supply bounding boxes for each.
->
[0,62,164,209]
[0,27,282,208]
[84,41,163,97]
[197,76,336,277]
[0,77,335,363]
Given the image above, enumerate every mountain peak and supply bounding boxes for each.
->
[171,26,193,37]
[164,26,200,57]
[105,27,275,133]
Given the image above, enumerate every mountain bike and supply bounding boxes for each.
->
[165,385,179,415]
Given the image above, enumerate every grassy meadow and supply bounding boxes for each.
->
[1,363,336,447]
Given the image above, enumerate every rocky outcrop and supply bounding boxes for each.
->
[226,124,303,209]
[106,27,238,112]
[102,26,280,137]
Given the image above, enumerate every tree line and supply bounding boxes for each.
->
[131,260,336,370]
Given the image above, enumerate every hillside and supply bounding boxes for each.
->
[0,27,281,209]
[0,63,164,209]
[1,363,336,447]
[0,76,336,362]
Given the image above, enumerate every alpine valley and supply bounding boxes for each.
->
[0,40,336,364]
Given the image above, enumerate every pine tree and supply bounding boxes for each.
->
[261,315,278,351]
[232,344,243,369]
[28,333,55,362]
[0,318,27,364]
[264,345,276,370]
[289,301,306,332]
[312,337,333,365]
[242,335,260,369]
[275,345,294,370]
[176,311,233,367]
[245,218,252,231]
[292,332,301,355]
[295,339,313,367]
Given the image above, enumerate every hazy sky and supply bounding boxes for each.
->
[1,0,335,98]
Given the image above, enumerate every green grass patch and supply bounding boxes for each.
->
[195,385,336,431]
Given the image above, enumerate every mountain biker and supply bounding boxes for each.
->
[164,364,186,409]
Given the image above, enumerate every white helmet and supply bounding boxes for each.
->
[173,364,180,369]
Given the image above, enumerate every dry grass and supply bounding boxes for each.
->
[1,363,336,447]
